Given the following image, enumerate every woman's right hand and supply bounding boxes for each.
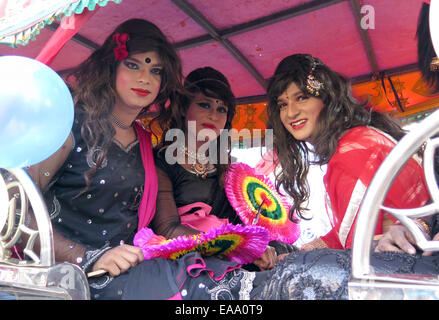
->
[92,244,144,277]
[374,224,417,255]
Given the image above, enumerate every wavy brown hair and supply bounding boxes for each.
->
[266,54,406,219]
[417,2,439,93]
[67,19,184,197]
[157,66,236,187]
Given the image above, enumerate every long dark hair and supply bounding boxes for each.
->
[68,19,183,196]
[266,54,405,219]
[417,2,439,92]
[158,66,236,186]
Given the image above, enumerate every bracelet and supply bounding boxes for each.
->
[79,244,112,274]
[394,219,431,236]
[414,218,431,236]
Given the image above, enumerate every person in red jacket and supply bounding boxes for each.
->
[266,53,430,250]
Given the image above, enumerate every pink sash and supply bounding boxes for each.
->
[177,202,228,233]
[135,123,158,231]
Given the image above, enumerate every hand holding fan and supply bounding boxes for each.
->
[134,223,269,264]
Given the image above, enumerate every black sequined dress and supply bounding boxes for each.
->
[44,111,145,250]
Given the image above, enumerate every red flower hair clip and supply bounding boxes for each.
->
[113,33,129,61]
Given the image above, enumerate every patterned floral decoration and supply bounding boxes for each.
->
[0,0,122,47]
[353,71,439,114]
[232,103,268,141]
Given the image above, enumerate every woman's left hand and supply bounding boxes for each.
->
[253,246,277,270]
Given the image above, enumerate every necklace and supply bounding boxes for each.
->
[176,145,213,178]
[177,145,209,163]
[110,114,132,130]
[191,163,209,179]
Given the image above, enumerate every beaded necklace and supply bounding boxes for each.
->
[177,145,212,179]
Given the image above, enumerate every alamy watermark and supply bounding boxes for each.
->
[163,121,274,165]
[60,5,376,30]
[361,5,375,30]
[60,15,76,30]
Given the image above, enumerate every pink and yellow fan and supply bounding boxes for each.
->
[134,223,269,264]
[225,162,300,244]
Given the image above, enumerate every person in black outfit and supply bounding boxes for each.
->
[152,67,294,271]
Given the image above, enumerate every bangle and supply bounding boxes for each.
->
[394,219,431,236]
[414,218,431,236]
[79,244,112,274]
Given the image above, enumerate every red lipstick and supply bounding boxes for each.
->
[131,88,151,97]
[290,119,307,130]
[202,123,216,130]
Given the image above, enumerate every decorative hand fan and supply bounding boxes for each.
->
[133,223,269,264]
[225,162,300,244]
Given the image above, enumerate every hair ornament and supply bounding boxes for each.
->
[431,57,439,72]
[306,58,324,96]
[113,33,130,61]
[187,78,231,90]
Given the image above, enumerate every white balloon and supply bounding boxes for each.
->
[0,56,74,168]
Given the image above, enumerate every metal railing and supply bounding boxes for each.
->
[349,109,439,299]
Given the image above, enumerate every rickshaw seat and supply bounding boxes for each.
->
[0,168,90,300]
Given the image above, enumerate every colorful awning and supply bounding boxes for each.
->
[0,0,121,47]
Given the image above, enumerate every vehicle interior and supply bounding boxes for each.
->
[1,0,439,300]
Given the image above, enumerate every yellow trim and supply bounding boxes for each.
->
[392,97,439,118]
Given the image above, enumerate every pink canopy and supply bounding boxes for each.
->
[0,0,432,113]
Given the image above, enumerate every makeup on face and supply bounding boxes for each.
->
[185,93,228,140]
[277,82,325,143]
[201,122,217,130]
[131,88,151,97]
[114,51,163,114]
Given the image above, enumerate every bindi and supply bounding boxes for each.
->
[145,57,151,63]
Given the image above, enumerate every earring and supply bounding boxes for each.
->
[306,59,324,96]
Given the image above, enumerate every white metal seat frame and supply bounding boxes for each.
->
[0,168,90,300]
[349,109,439,300]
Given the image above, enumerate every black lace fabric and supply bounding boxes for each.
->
[253,248,439,300]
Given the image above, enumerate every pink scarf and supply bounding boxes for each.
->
[177,202,229,233]
[135,122,158,231]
